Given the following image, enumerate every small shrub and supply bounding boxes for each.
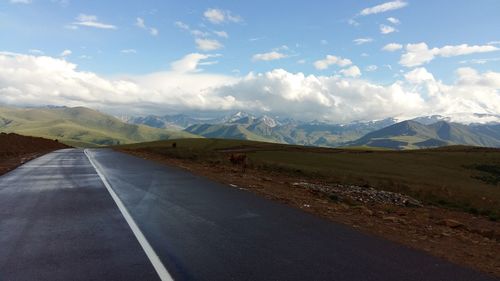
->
[466,164,500,185]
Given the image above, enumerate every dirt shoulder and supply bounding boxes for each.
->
[119,148,500,277]
[0,133,70,175]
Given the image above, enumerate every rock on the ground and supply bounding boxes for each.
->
[294,182,423,208]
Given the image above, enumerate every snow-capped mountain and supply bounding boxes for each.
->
[257,115,280,128]
[223,111,255,123]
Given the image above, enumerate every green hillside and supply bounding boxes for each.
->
[271,123,383,146]
[0,106,199,146]
[348,120,500,149]
[185,123,275,142]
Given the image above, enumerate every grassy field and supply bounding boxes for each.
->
[117,138,500,220]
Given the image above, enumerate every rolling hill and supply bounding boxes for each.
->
[185,123,272,142]
[348,120,500,149]
[0,106,198,146]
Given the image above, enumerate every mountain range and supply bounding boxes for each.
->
[127,112,399,147]
[127,111,500,149]
[1,105,500,149]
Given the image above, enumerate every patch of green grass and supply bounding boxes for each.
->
[469,164,500,185]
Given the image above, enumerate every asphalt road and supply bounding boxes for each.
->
[0,148,497,281]
[0,149,159,281]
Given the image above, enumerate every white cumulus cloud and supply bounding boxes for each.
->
[174,21,189,30]
[252,51,287,61]
[121,49,137,54]
[28,49,44,55]
[175,21,209,38]
[400,42,499,67]
[60,49,72,57]
[382,43,403,52]
[135,17,158,36]
[360,1,408,16]
[353,38,373,45]
[387,17,400,24]
[1,51,499,123]
[150,28,159,36]
[380,24,397,34]
[460,57,500,65]
[314,55,352,70]
[213,31,229,38]
[404,67,435,83]
[175,21,228,51]
[72,14,117,30]
[195,38,223,51]
[170,53,220,73]
[348,19,360,26]
[203,8,242,24]
[0,52,235,115]
[340,66,362,78]
[10,0,31,4]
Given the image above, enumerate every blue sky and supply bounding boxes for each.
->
[0,0,499,122]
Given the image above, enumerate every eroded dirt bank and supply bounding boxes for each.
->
[0,133,69,175]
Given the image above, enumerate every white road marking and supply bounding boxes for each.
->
[84,149,174,281]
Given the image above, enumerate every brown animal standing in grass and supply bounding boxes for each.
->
[229,153,247,172]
